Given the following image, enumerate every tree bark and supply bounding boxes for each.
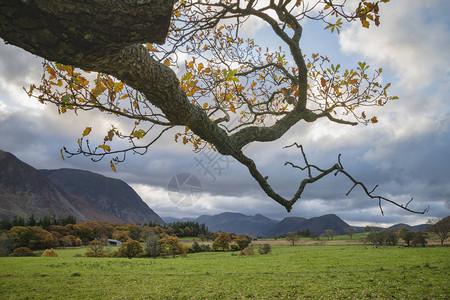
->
[0,0,174,66]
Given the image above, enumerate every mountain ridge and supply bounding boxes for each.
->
[164,212,429,237]
[0,149,164,224]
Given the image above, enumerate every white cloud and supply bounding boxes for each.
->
[340,0,450,90]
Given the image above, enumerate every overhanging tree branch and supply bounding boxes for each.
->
[0,0,425,214]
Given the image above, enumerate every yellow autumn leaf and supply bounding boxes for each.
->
[110,160,116,172]
[361,19,370,28]
[350,88,359,94]
[163,59,171,66]
[98,144,111,152]
[82,127,92,137]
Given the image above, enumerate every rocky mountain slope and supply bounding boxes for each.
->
[0,150,164,224]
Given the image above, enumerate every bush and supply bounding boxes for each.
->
[230,244,240,251]
[201,244,212,252]
[239,245,255,256]
[258,244,271,255]
[191,241,202,253]
[42,248,58,257]
[12,247,35,257]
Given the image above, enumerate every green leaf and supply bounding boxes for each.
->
[132,129,146,139]
[62,95,71,103]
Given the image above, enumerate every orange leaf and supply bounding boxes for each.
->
[230,103,236,113]
[371,116,378,123]
[110,160,116,172]
[320,77,327,87]
[163,59,171,66]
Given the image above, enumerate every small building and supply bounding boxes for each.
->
[107,239,122,246]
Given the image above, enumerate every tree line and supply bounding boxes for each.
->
[0,214,77,230]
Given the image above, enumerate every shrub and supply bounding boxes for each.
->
[230,244,240,251]
[42,248,58,257]
[258,244,271,255]
[191,241,202,253]
[12,247,35,257]
[201,244,212,252]
[74,238,82,246]
[239,245,255,256]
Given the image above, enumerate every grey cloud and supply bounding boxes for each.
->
[0,40,43,88]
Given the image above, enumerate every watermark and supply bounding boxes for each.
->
[194,109,249,182]
[166,110,248,207]
[194,150,233,182]
[167,172,202,207]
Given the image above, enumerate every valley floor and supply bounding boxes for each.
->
[0,244,449,299]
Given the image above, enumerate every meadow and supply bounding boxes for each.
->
[0,244,449,299]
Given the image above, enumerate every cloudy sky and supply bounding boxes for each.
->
[0,0,448,227]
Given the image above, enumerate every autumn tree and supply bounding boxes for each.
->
[84,240,108,257]
[115,240,144,258]
[234,234,252,250]
[112,230,131,243]
[323,229,335,240]
[285,232,300,245]
[0,0,428,214]
[143,234,161,258]
[159,235,188,258]
[213,232,232,251]
[398,226,414,247]
[427,217,449,247]
[411,232,427,248]
[345,227,357,239]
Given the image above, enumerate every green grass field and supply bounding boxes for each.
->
[0,245,449,299]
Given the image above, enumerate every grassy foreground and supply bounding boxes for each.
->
[0,245,449,299]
